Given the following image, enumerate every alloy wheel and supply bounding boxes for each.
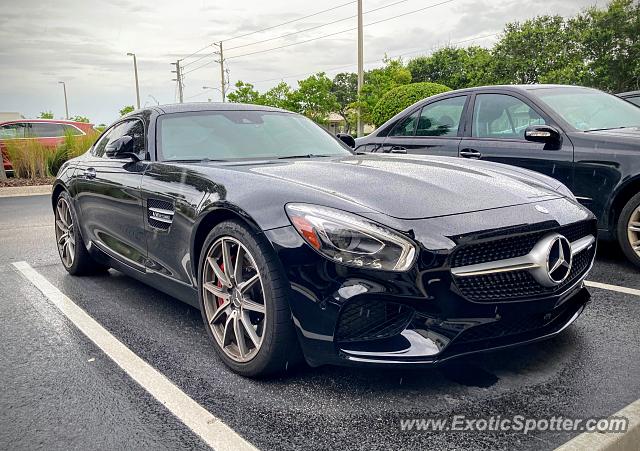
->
[54,197,76,268]
[202,236,266,363]
[627,206,640,257]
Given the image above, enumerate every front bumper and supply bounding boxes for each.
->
[265,199,596,368]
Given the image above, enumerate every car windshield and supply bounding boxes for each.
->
[158,110,352,161]
[532,87,640,131]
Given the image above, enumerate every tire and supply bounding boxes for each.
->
[54,191,108,275]
[198,220,302,377]
[617,191,640,268]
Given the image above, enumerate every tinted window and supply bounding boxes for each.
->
[389,110,419,137]
[416,96,467,137]
[28,122,66,138]
[0,123,27,139]
[92,119,145,158]
[533,87,640,131]
[473,94,546,139]
[158,111,351,161]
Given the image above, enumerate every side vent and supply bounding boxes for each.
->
[147,198,175,230]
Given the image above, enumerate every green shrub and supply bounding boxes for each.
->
[5,140,50,179]
[371,82,451,127]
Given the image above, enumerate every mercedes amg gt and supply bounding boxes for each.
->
[52,103,596,377]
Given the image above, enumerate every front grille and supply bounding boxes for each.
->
[335,298,414,342]
[454,245,595,302]
[450,220,596,268]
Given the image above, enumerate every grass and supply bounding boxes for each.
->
[4,130,99,180]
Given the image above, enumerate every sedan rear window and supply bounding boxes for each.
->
[158,110,352,161]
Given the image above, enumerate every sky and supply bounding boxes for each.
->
[0,0,600,125]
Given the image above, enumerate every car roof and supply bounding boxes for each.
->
[440,84,602,96]
[152,102,292,115]
[0,118,93,126]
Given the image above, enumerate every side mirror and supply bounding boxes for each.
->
[336,133,356,148]
[524,125,562,148]
[105,136,138,160]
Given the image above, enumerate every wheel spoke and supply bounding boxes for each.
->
[242,297,266,314]
[241,312,260,348]
[57,204,68,227]
[209,299,230,325]
[234,245,245,283]
[203,281,230,299]
[207,256,230,288]
[222,312,235,346]
[55,219,67,232]
[628,222,640,232]
[221,239,234,284]
[238,273,259,294]
[234,313,248,357]
[58,234,67,245]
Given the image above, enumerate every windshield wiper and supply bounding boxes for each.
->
[276,154,334,160]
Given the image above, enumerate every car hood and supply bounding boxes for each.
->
[241,154,564,220]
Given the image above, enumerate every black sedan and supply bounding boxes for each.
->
[53,103,596,377]
[354,85,640,267]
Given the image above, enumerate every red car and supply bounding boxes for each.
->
[0,119,95,174]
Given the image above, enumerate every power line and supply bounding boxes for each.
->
[179,0,355,63]
[225,0,455,61]
[250,32,499,84]
[225,0,413,52]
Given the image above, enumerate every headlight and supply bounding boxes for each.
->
[285,203,417,271]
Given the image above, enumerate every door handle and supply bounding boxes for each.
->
[389,146,407,154]
[83,167,96,179]
[459,149,482,159]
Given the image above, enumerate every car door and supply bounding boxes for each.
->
[379,95,468,156]
[458,92,574,189]
[75,118,148,270]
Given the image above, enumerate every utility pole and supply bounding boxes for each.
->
[171,60,184,103]
[356,0,364,137]
[127,52,141,109]
[58,81,69,119]
[216,42,226,102]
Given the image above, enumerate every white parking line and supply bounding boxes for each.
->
[12,261,257,451]
[585,280,640,297]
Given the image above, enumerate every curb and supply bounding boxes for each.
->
[555,399,640,451]
[0,185,53,198]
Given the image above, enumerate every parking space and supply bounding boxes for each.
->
[1,194,639,450]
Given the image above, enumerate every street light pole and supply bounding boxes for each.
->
[356,0,364,137]
[127,52,141,109]
[58,81,69,119]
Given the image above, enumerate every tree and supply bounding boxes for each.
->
[119,105,135,117]
[357,57,412,125]
[407,46,497,90]
[331,73,358,133]
[227,81,263,104]
[491,15,585,85]
[262,82,294,110]
[371,82,451,127]
[571,0,640,92]
[288,73,338,124]
[72,115,90,123]
[38,111,54,119]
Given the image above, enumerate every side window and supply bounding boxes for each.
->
[63,124,84,136]
[0,123,27,139]
[389,110,419,137]
[473,94,546,139]
[416,96,467,137]
[28,122,66,138]
[93,120,145,159]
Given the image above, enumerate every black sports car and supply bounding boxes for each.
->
[52,103,596,377]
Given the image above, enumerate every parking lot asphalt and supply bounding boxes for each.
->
[1,194,639,450]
